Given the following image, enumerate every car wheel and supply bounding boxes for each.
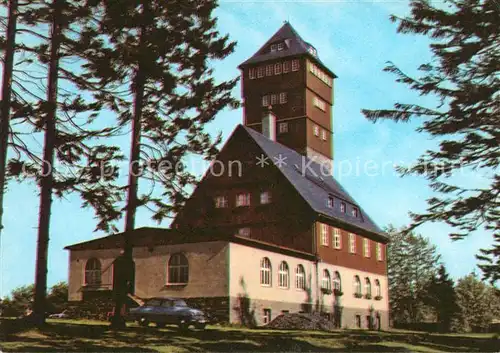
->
[195,323,206,330]
[138,317,149,327]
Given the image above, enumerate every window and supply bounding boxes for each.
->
[283,61,290,73]
[295,265,306,290]
[262,95,269,107]
[260,257,272,286]
[309,62,332,87]
[355,315,361,328]
[263,308,272,324]
[85,258,102,285]
[363,238,371,258]
[168,253,189,284]
[238,227,251,237]
[270,44,277,52]
[214,195,228,208]
[352,207,358,217]
[376,243,383,261]
[292,59,299,71]
[279,122,288,134]
[333,271,341,292]
[349,233,356,253]
[266,64,273,76]
[365,277,372,297]
[236,193,251,207]
[340,202,346,213]
[278,261,289,289]
[277,42,284,51]
[322,130,327,141]
[279,92,287,104]
[260,191,271,204]
[308,47,317,57]
[313,125,319,136]
[313,96,326,111]
[354,275,362,296]
[271,94,277,105]
[327,196,334,208]
[257,66,264,78]
[281,310,289,315]
[375,279,381,297]
[275,63,282,74]
[321,224,328,246]
[333,228,341,249]
[321,269,331,290]
[249,68,256,79]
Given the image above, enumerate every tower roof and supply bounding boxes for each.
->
[239,22,337,78]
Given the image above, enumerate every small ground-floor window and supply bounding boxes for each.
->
[263,308,272,324]
[281,310,289,315]
[366,315,372,329]
[355,315,361,328]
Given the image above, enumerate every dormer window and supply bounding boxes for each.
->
[214,196,228,208]
[277,42,284,51]
[308,47,317,57]
[270,44,277,52]
[327,196,334,208]
[340,202,346,213]
[352,207,359,217]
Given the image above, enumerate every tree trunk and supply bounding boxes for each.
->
[110,6,147,329]
[0,0,18,262]
[32,0,62,326]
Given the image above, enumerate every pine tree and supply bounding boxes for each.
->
[386,225,441,324]
[362,0,500,282]
[78,0,239,327]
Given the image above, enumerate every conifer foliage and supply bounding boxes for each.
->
[362,0,500,282]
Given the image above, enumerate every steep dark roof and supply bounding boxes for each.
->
[240,125,387,241]
[239,22,337,78]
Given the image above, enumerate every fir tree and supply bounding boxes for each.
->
[362,0,500,282]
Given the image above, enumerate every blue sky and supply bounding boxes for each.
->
[0,0,493,297]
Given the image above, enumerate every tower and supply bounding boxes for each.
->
[238,22,337,172]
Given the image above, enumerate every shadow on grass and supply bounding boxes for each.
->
[1,319,499,352]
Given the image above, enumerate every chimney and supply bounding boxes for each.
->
[262,108,276,141]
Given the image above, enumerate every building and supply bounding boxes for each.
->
[65,22,390,329]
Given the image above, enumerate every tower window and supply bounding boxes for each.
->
[262,95,269,107]
[249,68,256,79]
[260,191,271,204]
[277,42,284,51]
[270,44,277,52]
[238,227,251,237]
[322,130,327,141]
[313,96,326,111]
[313,125,319,137]
[279,122,288,134]
[283,61,290,73]
[257,66,264,78]
[266,65,273,76]
[279,92,287,104]
[214,195,228,208]
[236,193,251,207]
[292,59,299,71]
[274,63,282,74]
[271,94,277,105]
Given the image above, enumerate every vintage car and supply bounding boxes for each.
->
[128,297,207,330]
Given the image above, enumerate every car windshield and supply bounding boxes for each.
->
[173,300,187,307]
[161,300,173,307]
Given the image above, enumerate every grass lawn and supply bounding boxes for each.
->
[1,319,499,352]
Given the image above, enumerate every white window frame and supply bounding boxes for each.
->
[279,122,288,134]
[263,308,272,324]
[214,195,228,208]
[322,269,331,290]
[260,257,272,286]
[277,42,284,51]
[363,238,371,258]
[274,63,282,74]
[278,261,289,289]
[236,193,251,207]
[270,44,277,52]
[283,61,290,73]
[260,191,271,204]
[257,66,264,78]
[313,96,326,111]
[313,125,319,137]
[249,68,256,80]
[262,95,269,107]
[266,64,273,76]
[279,92,287,104]
[349,233,356,253]
[292,59,299,71]
[333,228,341,249]
[321,224,328,246]
[295,265,306,290]
[271,94,277,105]
[376,243,383,261]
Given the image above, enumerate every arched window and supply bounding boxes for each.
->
[168,253,188,284]
[354,275,362,296]
[295,265,306,290]
[365,277,372,297]
[333,271,341,292]
[260,257,272,286]
[85,258,101,286]
[278,261,290,289]
[322,269,331,290]
[375,279,381,297]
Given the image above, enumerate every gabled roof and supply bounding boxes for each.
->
[239,125,387,241]
[238,22,337,78]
